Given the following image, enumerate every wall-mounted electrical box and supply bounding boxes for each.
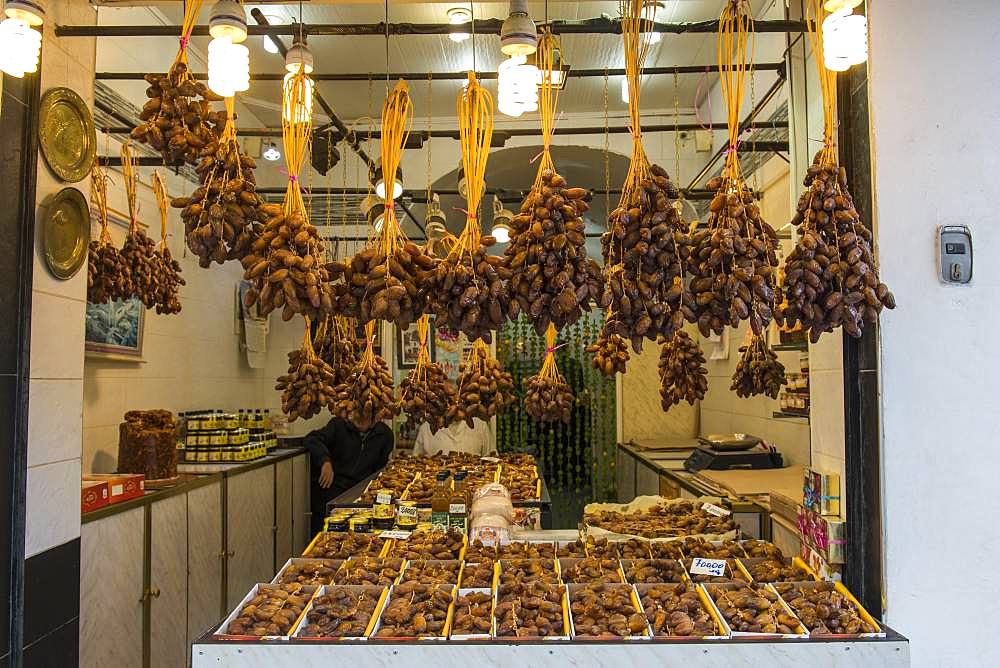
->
[939,225,973,284]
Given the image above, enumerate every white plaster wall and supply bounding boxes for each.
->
[869,1,1000,665]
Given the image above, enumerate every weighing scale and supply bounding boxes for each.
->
[684,434,784,472]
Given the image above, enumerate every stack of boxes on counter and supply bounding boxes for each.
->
[214,495,882,641]
[797,468,844,579]
[179,408,279,463]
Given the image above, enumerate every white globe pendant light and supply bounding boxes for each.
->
[0,0,44,78]
[498,54,539,118]
[207,1,250,98]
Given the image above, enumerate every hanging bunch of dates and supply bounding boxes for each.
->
[524,325,574,423]
[172,124,268,266]
[658,330,708,410]
[586,317,630,377]
[447,339,515,427]
[504,169,605,335]
[87,163,129,304]
[331,324,400,431]
[399,318,458,434]
[602,163,694,353]
[149,171,184,315]
[780,153,895,341]
[313,315,360,386]
[731,334,786,399]
[276,331,336,422]
[131,62,226,165]
[241,210,334,321]
[688,176,783,337]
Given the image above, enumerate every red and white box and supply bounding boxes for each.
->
[82,474,145,505]
[81,479,110,513]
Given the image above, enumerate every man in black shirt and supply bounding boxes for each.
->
[302,417,394,535]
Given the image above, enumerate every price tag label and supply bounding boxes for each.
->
[480,456,500,463]
[375,492,392,505]
[397,505,418,520]
[449,503,466,514]
[379,530,412,540]
[689,557,727,577]
[702,502,731,517]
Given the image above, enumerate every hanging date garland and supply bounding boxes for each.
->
[313,315,361,387]
[601,1,692,354]
[399,315,458,434]
[524,324,574,424]
[330,81,437,329]
[277,318,337,422]
[504,30,605,336]
[87,161,128,304]
[130,0,226,165]
[331,321,401,431]
[731,333,786,399]
[658,330,708,410]
[150,171,185,314]
[779,0,895,341]
[242,67,333,321]
[118,142,161,309]
[688,2,782,337]
[428,74,511,343]
[447,339,515,428]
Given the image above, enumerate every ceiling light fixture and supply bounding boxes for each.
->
[361,193,387,233]
[822,6,868,71]
[490,196,513,244]
[263,142,281,161]
[447,7,472,43]
[527,43,569,89]
[207,2,249,98]
[425,193,447,229]
[0,0,43,78]
[371,162,404,201]
[500,0,536,56]
[498,54,539,118]
[283,38,314,123]
[642,1,666,45]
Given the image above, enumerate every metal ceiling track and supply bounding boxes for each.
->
[93,62,784,81]
[57,18,806,38]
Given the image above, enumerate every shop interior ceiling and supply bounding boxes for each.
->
[92,1,789,241]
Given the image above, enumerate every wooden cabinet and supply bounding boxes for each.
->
[225,464,276,609]
[186,480,223,647]
[80,506,144,668]
[291,453,310,555]
[274,458,293,570]
[149,493,188,668]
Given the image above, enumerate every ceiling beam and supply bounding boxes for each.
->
[56,18,806,38]
[93,62,785,81]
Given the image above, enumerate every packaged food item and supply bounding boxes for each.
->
[117,409,177,481]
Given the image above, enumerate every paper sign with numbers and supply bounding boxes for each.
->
[702,502,731,517]
[378,530,412,540]
[689,557,727,577]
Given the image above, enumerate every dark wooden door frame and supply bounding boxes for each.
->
[837,51,885,617]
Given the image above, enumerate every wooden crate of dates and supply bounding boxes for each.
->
[558,557,625,584]
[494,580,570,640]
[680,537,747,559]
[738,557,817,583]
[635,583,727,639]
[215,583,317,640]
[334,557,404,587]
[498,558,560,585]
[703,582,808,638]
[398,559,463,585]
[772,581,884,638]
[621,558,688,585]
[567,582,650,640]
[293,585,388,640]
[303,532,388,560]
[739,539,784,560]
[449,588,495,639]
[272,558,342,586]
[458,560,496,588]
[583,498,737,540]
[371,582,456,640]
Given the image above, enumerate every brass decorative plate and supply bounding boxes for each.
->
[41,187,90,280]
[39,87,96,183]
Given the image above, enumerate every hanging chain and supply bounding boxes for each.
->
[427,72,433,203]
[603,68,610,228]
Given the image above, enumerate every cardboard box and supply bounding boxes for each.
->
[567,582,650,640]
[292,585,388,641]
[701,582,809,639]
[214,583,318,640]
[81,480,109,513]
[797,507,846,564]
[803,467,841,516]
[634,583,728,640]
[449,588,494,640]
[82,473,144,505]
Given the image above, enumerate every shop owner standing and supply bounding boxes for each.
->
[303,417,394,534]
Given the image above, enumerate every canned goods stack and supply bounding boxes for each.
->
[178,408,279,463]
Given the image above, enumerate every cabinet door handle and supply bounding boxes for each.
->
[151,587,161,598]
[228,550,236,557]
[271,525,278,533]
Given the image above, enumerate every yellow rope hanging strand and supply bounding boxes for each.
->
[807,0,838,166]
[282,66,313,218]
[175,0,204,65]
[533,29,562,186]
[617,0,654,210]
[361,321,377,366]
[92,161,112,245]
[539,323,562,381]
[151,171,169,251]
[717,0,753,185]
[455,73,494,257]
[302,316,318,361]
[376,80,414,256]
[414,314,431,383]
[121,141,140,236]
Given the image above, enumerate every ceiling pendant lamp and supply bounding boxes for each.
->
[371,162,404,200]
[498,54,538,118]
[500,0,536,57]
[490,196,513,244]
[447,7,472,43]
[822,6,868,71]
[207,1,250,98]
[282,39,314,124]
[0,0,44,78]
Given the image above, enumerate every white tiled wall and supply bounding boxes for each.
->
[807,331,846,505]
[620,325,698,442]
[25,0,97,558]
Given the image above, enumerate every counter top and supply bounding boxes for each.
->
[82,447,307,524]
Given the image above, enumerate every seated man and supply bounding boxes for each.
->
[303,417,394,535]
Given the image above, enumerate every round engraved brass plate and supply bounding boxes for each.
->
[42,187,90,280]
[39,87,96,183]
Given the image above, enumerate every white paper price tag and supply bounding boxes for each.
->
[375,492,392,505]
[689,557,727,577]
[702,502,731,517]
[397,505,418,520]
[449,503,466,514]
[480,456,500,463]
[379,530,412,540]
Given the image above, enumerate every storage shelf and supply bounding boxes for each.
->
[772,341,808,351]
[773,410,810,420]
